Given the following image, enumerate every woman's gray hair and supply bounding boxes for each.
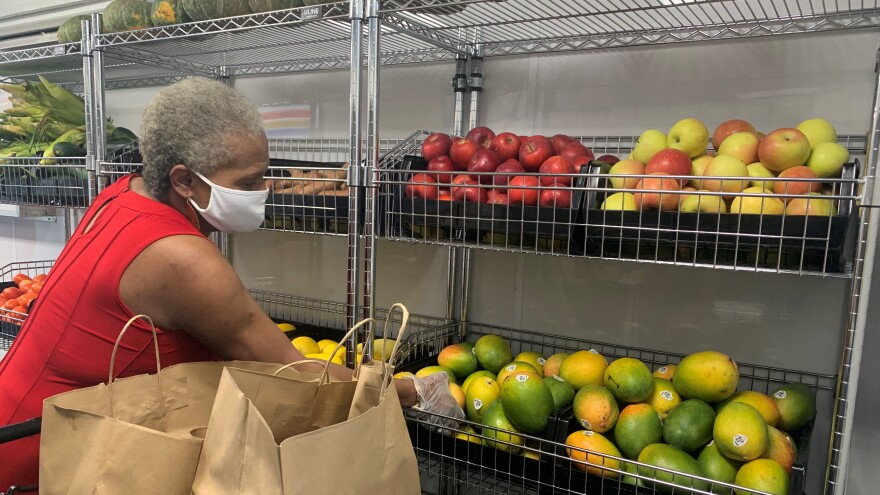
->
[140,77,265,200]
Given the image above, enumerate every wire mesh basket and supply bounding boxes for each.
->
[0,260,54,351]
[248,289,457,366]
[377,131,865,276]
[0,159,88,208]
[404,322,834,495]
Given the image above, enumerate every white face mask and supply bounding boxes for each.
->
[188,170,269,233]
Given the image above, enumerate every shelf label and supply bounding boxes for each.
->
[53,46,66,56]
[302,6,322,20]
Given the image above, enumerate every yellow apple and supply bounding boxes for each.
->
[689,155,714,189]
[796,118,837,148]
[747,162,775,189]
[680,191,727,213]
[632,130,667,163]
[601,192,638,211]
[718,132,760,165]
[702,155,749,198]
[668,118,710,158]
[786,192,834,216]
[806,142,849,178]
[608,159,646,190]
[730,187,785,215]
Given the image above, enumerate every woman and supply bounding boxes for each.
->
[0,77,461,486]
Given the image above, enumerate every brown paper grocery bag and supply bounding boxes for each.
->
[192,315,419,495]
[39,315,323,495]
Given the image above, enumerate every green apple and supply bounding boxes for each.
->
[786,192,834,216]
[608,159,646,190]
[702,155,749,198]
[632,130,667,163]
[718,132,760,165]
[730,187,785,215]
[601,192,638,211]
[747,162,775,189]
[668,118,709,158]
[796,118,837,148]
[680,191,727,213]
[806,141,849,178]
[689,155,714,189]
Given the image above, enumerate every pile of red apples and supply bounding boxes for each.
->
[599,118,850,217]
[404,128,613,209]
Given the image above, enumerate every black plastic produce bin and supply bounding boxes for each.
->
[583,161,859,273]
[264,158,350,234]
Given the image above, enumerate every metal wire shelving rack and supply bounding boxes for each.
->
[0,260,54,351]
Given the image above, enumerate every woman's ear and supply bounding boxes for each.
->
[169,164,195,199]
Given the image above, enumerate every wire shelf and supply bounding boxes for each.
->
[0,260,54,351]
[0,43,83,86]
[377,131,865,277]
[88,2,458,83]
[406,321,835,495]
[0,158,89,208]
[248,289,454,364]
[379,0,880,58]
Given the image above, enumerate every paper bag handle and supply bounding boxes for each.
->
[276,318,376,384]
[272,359,330,376]
[358,303,410,400]
[107,314,161,417]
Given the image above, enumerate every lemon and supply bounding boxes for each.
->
[318,339,338,353]
[277,323,296,332]
[292,336,321,355]
[394,371,415,379]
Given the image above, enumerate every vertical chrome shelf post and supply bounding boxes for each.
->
[346,0,366,365]
[824,45,880,495]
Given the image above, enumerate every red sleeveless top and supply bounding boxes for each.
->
[0,175,214,486]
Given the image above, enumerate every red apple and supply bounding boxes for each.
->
[467,149,502,184]
[519,136,554,172]
[427,156,455,184]
[551,134,577,154]
[567,155,594,171]
[466,127,496,148]
[773,166,822,202]
[438,190,452,201]
[508,176,540,206]
[405,173,439,199]
[539,156,575,186]
[452,182,488,203]
[490,132,522,161]
[596,155,621,165]
[421,133,452,161]
[450,137,481,171]
[486,190,509,205]
[645,148,692,185]
[758,128,812,173]
[494,159,526,186]
[559,142,594,163]
[539,188,573,209]
[518,135,530,144]
[634,173,681,211]
[712,119,756,150]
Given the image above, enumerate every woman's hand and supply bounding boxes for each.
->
[403,373,465,430]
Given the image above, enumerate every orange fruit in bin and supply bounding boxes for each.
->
[18,279,33,292]
[33,274,47,283]
[30,282,43,294]
[2,287,21,300]
[13,274,30,285]
[3,299,17,310]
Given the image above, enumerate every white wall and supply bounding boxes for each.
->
[1,28,877,493]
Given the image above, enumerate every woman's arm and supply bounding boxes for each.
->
[119,234,417,405]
